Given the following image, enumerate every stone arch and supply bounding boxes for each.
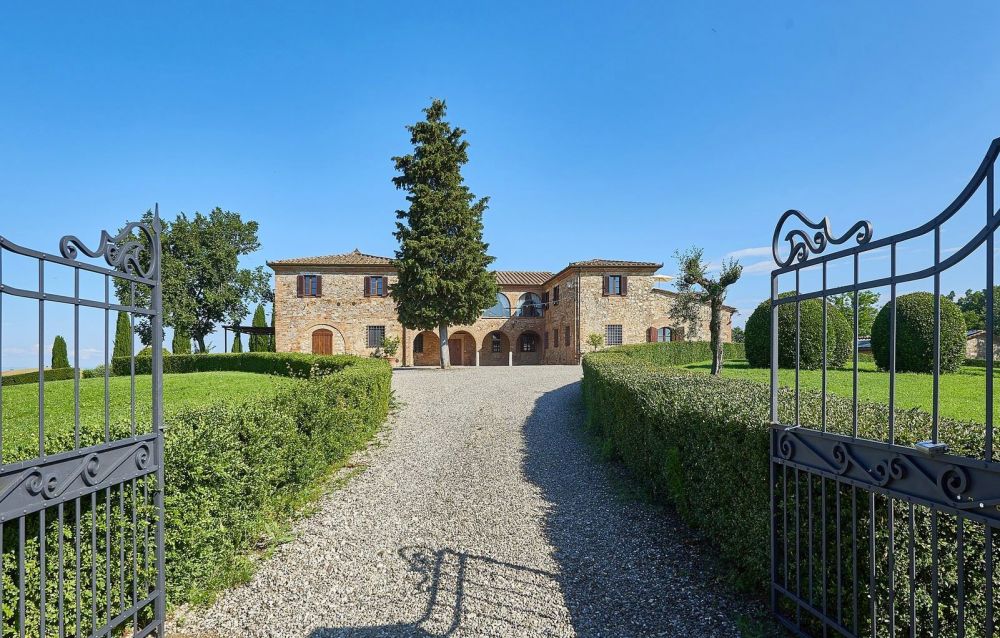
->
[447,330,477,366]
[301,323,346,354]
[413,330,440,366]
[483,292,513,318]
[516,293,544,318]
[514,330,542,365]
[480,331,511,366]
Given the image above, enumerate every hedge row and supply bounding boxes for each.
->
[110,351,360,377]
[606,341,745,367]
[582,345,984,635]
[1,367,77,387]
[0,353,391,632]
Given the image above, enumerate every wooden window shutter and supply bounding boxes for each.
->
[381,277,389,297]
[315,275,322,297]
[647,327,655,342]
[621,275,628,296]
[296,275,304,297]
[542,291,549,305]
[363,276,371,297]
[602,276,609,296]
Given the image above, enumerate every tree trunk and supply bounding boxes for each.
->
[438,324,450,369]
[196,334,207,354]
[710,297,724,376]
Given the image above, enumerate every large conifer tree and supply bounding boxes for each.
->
[249,304,268,352]
[391,99,497,368]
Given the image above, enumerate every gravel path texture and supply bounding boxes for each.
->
[173,365,758,637]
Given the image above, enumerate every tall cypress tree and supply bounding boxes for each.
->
[172,326,192,354]
[268,306,276,352]
[112,312,132,361]
[231,333,243,353]
[51,335,70,369]
[391,99,497,368]
[249,304,268,352]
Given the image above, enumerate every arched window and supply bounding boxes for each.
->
[519,333,538,352]
[517,293,543,317]
[483,293,512,318]
[658,327,672,343]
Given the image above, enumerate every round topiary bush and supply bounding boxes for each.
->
[744,294,853,369]
[870,292,966,373]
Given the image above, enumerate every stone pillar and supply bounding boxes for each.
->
[475,350,480,367]
[508,350,513,366]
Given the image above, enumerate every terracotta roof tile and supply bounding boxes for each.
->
[568,258,663,268]
[494,271,553,286]
[267,249,394,267]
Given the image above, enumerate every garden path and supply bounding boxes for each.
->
[172,366,756,637]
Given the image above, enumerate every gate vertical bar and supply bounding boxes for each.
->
[152,205,166,636]
[987,162,996,638]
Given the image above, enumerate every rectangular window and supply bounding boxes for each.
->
[607,275,622,296]
[606,324,623,346]
[520,334,537,352]
[301,274,320,297]
[367,325,386,348]
[553,285,560,305]
[564,326,571,346]
[414,333,424,353]
[366,275,385,297]
[553,328,559,348]
[491,333,502,353]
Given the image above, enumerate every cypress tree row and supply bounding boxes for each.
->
[231,333,243,353]
[249,304,268,352]
[269,307,276,351]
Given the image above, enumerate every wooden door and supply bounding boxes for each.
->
[448,337,463,366]
[312,329,333,355]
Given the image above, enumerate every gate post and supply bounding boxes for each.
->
[151,205,167,636]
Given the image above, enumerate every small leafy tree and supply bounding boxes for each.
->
[249,304,269,352]
[731,326,745,344]
[112,312,132,361]
[831,291,881,337]
[231,333,243,353]
[587,333,604,351]
[672,246,742,376]
[391,99,498,368]
[51,336,70,369]
[172,326,192,354]
[373,335,400,360]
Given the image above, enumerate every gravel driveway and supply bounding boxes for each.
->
[173,366,757,637]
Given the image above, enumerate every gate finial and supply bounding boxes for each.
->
[772,209,873,267]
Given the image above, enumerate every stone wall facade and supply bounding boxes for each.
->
[271,260,734,366]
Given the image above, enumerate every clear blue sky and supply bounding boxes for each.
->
[2,2,999,370]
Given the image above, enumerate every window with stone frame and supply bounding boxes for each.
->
[491,333,502,353]
[367,325,386,348]
[564,325,571,346]
[553,285,560,305]
[606,275,623,296]
[657,327,672,343]
[298,274,321,297]
[606,324,623,346]
[365,275,386,297]
[520,333,537,352]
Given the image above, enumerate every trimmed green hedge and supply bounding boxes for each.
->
[0,353,391,631]
[871,292,967,373]
[745,295,853,370]
[111,351,359,377]
[607,341,745,367]
[582,349,984,635]
[1,367,77,387]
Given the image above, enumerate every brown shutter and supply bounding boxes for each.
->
[296,275,303,297]
[647,327,655,342]
[602,276,609,296]
[621,275,628,296]
[381,277,389,297]
[542,291,549,305]
[315,275,322,297]
[363,276,371,297]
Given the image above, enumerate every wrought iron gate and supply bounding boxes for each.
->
[0,210,164,637]
[770,139,1000,637]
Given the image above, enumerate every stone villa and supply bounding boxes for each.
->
[268,249,735,366]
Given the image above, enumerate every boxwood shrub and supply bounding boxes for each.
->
[744,295,853,370]
[871,291,967,373]
[0,367,77,387]
[582,348,986,635]
[607,341,745,367]
[0,353,391,631]
[111,351,359,377]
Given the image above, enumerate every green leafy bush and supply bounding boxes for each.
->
[871,291,967,373]
[111,351,360,377]
[0,367,77,387]
[744,295,853,369]
[582,348,985,634]
[608,341,745,367]
[51,335,70,370]
[0,354,390,631]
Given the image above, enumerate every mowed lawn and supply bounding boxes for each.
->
[1,372,296,462]
[682,359,996,424]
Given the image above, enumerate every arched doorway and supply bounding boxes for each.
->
[413,330,440,366]
[312,329,333,355]
[480,331,510,365]
[514,331,541,365]
[447,330,476,366]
